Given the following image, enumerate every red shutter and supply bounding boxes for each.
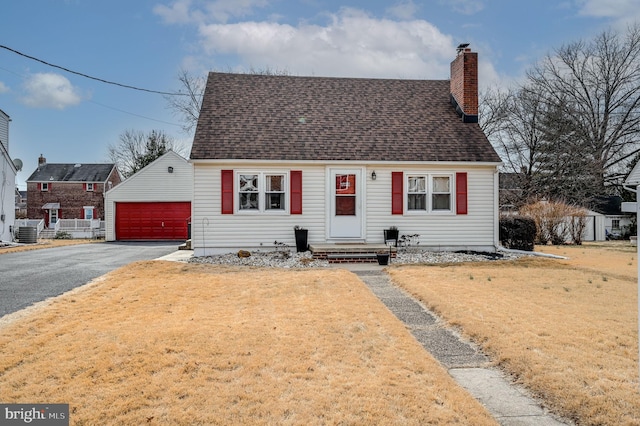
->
[456,172,468,215]
[83,183,87,191]
[37,183,41,191]
[290,170,303,214]
[221,170,234,214]
[392,172,403,215]
[81,208,85,219]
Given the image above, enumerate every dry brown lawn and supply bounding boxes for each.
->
[388,242,640,426]
[0,239,99,255]
[0,261,496,425]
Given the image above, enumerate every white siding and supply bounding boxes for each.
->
[193,162,499,256]
[364,166,497,251]
[192,163,326,255]
[0,110,16,242]
[104,151,193,241]
[0,110,9,152]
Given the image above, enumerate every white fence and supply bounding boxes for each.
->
[14,218,105,239]
[14,219,44,238]
[54,219,104,239]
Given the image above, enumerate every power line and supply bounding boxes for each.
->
[88,100,182,127]
[0,44,187,96]
[0,64,183,126]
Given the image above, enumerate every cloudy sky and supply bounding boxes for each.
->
[1,0,638,189]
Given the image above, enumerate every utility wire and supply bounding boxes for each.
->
[88,99,182,127]
[0,44,187,96]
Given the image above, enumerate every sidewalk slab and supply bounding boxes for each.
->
[450,368,567,426]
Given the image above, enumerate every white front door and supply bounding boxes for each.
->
[49,209,58,228]
[329,169,363,239]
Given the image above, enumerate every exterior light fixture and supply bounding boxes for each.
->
[168,167,174,173]
[371,171,377,180]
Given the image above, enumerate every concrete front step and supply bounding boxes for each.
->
[310,243,396,263]
[39,230,56,239]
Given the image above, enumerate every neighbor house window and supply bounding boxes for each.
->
[612,219,620,230]
[41,183,49,192]
[406,174,453,213]
[84,207,94,220]
[237,172,287,213]
[86,183,94,192]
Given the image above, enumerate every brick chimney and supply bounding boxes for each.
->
[38,154,46,166]
[450,45,478,123]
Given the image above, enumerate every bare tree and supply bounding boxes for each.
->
[164,69,206,135]
[483,85,551,207]
[108,129,185,178]
[527,25,640,195]
[486,25,640,207]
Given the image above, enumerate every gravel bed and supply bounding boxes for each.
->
[188,249,525,268]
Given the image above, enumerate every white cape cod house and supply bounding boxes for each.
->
[189,48,502,256]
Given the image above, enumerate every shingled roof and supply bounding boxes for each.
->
[27,163,117,182]
[191,72,501,163]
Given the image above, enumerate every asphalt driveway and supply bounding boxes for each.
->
[0,242,180,318]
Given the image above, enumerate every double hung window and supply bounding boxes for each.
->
[238,172,287,213]
[406,174,452,213]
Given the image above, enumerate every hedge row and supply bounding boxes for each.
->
[499,216,537,251]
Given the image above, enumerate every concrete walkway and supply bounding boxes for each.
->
[344,264,570,426]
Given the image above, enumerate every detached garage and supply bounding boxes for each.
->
[105,151,193,241]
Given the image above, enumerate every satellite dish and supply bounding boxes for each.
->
[13,158,23,171]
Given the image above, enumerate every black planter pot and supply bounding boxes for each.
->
[384,229,399,246]
[295,229,309,252]
[376,253,390,266]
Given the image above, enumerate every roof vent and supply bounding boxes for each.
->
[74,163,82,168]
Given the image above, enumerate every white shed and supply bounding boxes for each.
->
[104,151,193,241]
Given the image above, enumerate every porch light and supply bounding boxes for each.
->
[168,166,174,173]
[371,171,377,180]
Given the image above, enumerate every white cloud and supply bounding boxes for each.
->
[0,81,9,94]
[576,0,640,27]
[21,73,83,110]
[386,1,420,20]
[197,8,456,79]
[577,0,636,17]
[153,0,195,24]
[443,0,485,15]
[154,0,269,24]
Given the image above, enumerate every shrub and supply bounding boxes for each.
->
[499,215,537,251]
[520,200,588,245]
[54,231,72,240]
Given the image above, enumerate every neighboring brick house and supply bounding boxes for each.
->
[26,155,122,227]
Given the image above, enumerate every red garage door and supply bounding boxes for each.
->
[116,202,191,240]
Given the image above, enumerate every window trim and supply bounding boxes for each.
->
[235,171,289,215]
[405,173,454,214]
[83,206,94,220]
